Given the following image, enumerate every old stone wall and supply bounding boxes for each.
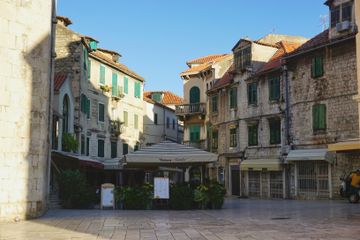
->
[0,0,53,221]
[288,39,358,147]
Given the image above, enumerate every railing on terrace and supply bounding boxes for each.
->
[175,103,206,116]
[183,140,207,150]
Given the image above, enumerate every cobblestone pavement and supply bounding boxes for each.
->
[1,199,360,240]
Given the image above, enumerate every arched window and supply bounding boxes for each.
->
[63,95,69,133]
[189,86,200,104]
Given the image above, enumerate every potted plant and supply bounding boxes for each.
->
[100,85,111,92]
[194,184,209,209]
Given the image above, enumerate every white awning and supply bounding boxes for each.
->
[240,158,282,171]
[125,141,217,166]
[286,149,334,162]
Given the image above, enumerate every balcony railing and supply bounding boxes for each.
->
[175,103,206,116]
[184,140,207,150]
[110,120,122,136]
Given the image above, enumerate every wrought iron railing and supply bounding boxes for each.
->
[175,103,206,115]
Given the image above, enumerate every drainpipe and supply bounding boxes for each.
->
[47,0,57,205]
[282,63,290,146]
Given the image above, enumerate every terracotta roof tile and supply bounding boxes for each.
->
[180,63,212,75]
[258,41,303,74]
[90,51,144,82]
[54,73,67,91]
[144,91,183,105]
[186,54,228,65]
[97,48,122,57]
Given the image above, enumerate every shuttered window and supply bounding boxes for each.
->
[166,117,170,129]
[151,93,161,102]
[98,139,104,157]
[81,134,85,155]
[81,94,87,113]
[111,141,117,158]
[112,72,118,96]
[88,60,91,80]
[123,111,128,127]
[86,98,90,119]
[98,103,105,122]
[269,119,281,144]
[229,87,237,108]
[212,130,218,151]
[154,113,158,125]
[123,143,128,155]
[311,56,324,78]
[124,77,128,94]
[248,125,258,146]
[248,82,257,105]
[211,94,218,112]
[99,65,105,85]
[189,124,200,142]
[134,114,138,129]
[269,77,280,101]
[134,82,141,98]
[313,104,326,131]
[189,87,200,104]
[172,119,176,130]
[230,127,237,147]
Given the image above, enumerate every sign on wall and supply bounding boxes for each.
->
[154,177,169,199]
[101,183,115,209]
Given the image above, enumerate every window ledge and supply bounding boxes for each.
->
[248,104,258,108]
[313,130,327,135]
[247,145,259,149]
[269,100,280,104]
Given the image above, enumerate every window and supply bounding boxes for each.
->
[247,82,257,105]
[230,127,237,147]
[172,119,176,130]
[134,82,141,98]
[166,117,170,129]
[81,134,85,155]
[269,77,280,101]
[311,56,324,78]
[189,124,200,142]
[86,98,90,119]
[98,139,104,157]
[235,46,251,71]
[99,65,105,85]
[62,95,69,133]
[86,137,90,156]
[212,130,218,151]
[331,6,340,27]
[112,72,118,96]
[111,141,117,158]
[123,143,128,155]
[211,94,218,113]
[248,125,258,146]
[134,114,138,129]
[123,111,128,127]
[83,49,88,70]
[154,113,158,125]
[89,40,97,51]
[134,144,139,151]
[313,104,326,132]
[269,119,281,144]
[229,87,237,108]
[123,77,128,94]
[81,95,91,119]
[98,103,105,122]
[151,93,161,102]
[342,2,352,22]
[189,86,200,104]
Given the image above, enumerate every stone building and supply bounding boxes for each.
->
[176,54,233,150]
[284,0,359,199]
[53,16,145,187]
[0,0,55,221]
[143,91,183,145]
[207,35,307,196]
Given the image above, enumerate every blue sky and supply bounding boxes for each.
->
[57,0,328,97]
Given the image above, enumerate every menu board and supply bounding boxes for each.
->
[154,177,169,199]
[101,183,114,209]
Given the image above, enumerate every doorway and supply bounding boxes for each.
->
[231,165,240,196]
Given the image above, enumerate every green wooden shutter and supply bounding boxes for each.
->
[311,57,316,78]
[230,88,237,108]
[154,113,158,125]
[189,125,200,142]
[313,106,318,130]
[189,87,200,104]
[134,82,140,98]
[124,77,128,94]
[111,141,117,158]
[123,143,128,155]
[112,73,118,96]
[100,65,105,85]
[316,56,324,77]
[319,104,326,130]
[98,139,104,157]
[152,93,161,102]
[86,98,90,119]
[99,103,105,122]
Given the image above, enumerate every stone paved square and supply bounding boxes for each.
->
[1,199,360,240]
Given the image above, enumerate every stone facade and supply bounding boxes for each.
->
[0,0,54,221]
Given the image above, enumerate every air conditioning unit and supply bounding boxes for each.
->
[336,21,351,32]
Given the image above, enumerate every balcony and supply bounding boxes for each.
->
[110,120,122,137]
[184,140,207,150]
[175,103,206,117]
